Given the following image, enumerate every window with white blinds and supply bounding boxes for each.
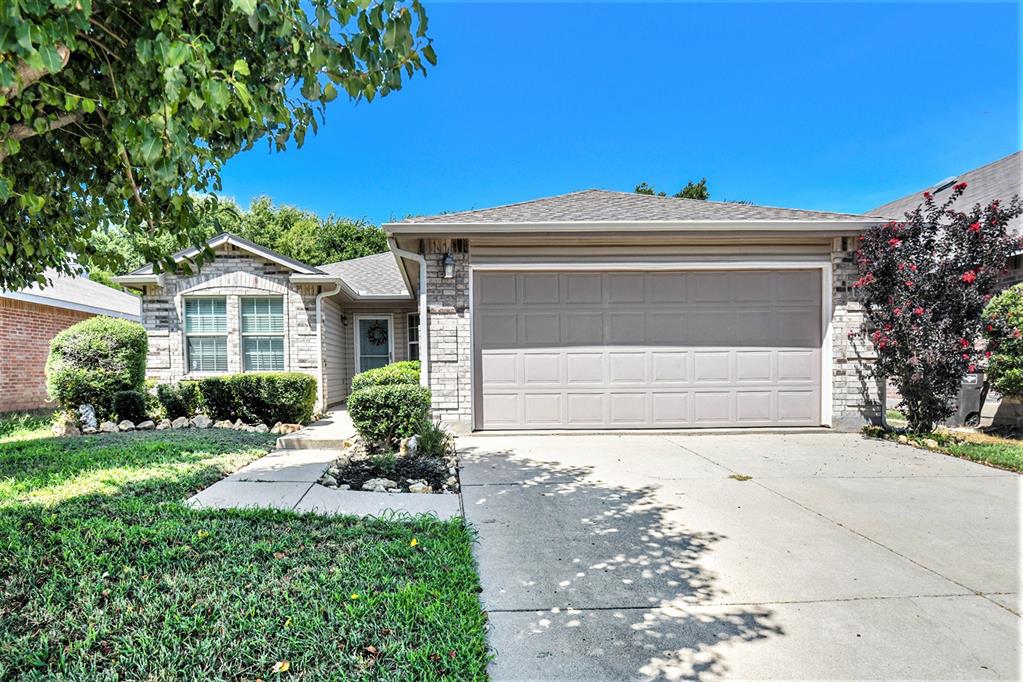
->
[241,297,285,371]
[185,298,228,372]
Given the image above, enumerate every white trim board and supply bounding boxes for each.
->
[468,260,834,429]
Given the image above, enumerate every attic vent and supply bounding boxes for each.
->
[933,177,958,193]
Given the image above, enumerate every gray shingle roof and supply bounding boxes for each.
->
[318,252,409,298]
[869,151,1022,234]
[4,270,141,319]
[398,189,883,224]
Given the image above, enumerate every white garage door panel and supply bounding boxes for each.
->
[474,270,822,429]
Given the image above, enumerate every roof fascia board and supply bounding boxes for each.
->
[384,219,882,235]
[174,234,320,274]
[1,291,141,320]
[112,274,164,288]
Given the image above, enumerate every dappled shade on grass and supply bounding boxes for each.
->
[0,430,488,680]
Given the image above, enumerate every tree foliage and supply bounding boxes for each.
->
[0,0,434,290]
[855,183,1022,432]
[634,178,710,200]
[982,284,1023,398]
[87,195,388,286]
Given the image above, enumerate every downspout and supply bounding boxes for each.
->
[388,238,429,390]
[315,279,343,413]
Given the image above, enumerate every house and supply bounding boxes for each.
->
[869,151,1022,287]
[0,272,142,412]
[115,190,887,432]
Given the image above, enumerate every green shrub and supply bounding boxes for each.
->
[347,383,431,447]
[351,360,421,392]
[198,376,238,422]
[113,390,148,423]
[218,373,317,425]
[984,284,1023,397]
[417,420,452,458]
[155,381,202,420]
[45,317,148,419]
[143,379,164,420]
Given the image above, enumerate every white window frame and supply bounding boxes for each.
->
[354,314,394,373]
[407,312,420,361]
[240,296,286,372]
[183,296,228,374]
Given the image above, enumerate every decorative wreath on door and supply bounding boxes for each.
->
[366,321,388,346]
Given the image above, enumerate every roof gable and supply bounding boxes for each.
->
[392,189,883,225]
[129,233,324,276]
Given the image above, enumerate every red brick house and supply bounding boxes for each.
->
[0,273,141,413]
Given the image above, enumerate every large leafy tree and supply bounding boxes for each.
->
[634,178,710,200]
[855,184,1022,432]
[0,0,434,290]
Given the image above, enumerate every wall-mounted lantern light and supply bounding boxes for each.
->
[442,251,455,279]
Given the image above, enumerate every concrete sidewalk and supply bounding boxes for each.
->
[459,431,1020,680]
[187,409,459,519]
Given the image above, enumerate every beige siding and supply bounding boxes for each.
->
[321,297,345,406]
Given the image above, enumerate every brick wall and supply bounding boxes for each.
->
[424,240,473,430]
[831,237,884,429]
[0,297,92,412]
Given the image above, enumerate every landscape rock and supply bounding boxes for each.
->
[320,474,338,488]
[408,481,432,494]
[253,423,269,433]
[171,416,190,429]
[78,404,98,431]
[362,477,397,492]
[156,419,172,430]
[896,435,909,444]
[233,419,245,430]
[53,420,80,437]
[337,483,351,490]
[923,438,939,449]
[386,487,401,493]
[399,435,420,457]
[214,420,233,429]
[99,421,118,433]
[118,420,136,431]
[271,422,301,435]
[82,426,97,435]
[137,420,155,430]
[191,414,212,429]
[445,476,458,488]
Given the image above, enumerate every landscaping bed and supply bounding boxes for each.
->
[318,433,459,494]
[0,427,488,679]
[864,425,1023,473]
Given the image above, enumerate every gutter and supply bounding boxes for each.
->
[314,278,344,412]
[388,238,429,390]
[383,219,884,235]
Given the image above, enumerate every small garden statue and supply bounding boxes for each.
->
[78,404,98,432]
[855,183,1022,432]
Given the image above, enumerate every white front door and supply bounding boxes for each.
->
[356,316,393,372]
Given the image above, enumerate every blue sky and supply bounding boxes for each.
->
[219,1,1020,224]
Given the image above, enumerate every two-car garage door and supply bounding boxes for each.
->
[473,269,823,430]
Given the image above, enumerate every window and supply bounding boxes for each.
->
[407,312,420,361]
[241,297,285,371]
[185,298,227,372]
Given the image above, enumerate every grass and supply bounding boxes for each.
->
[885,409,908,428]
[0,429,489,680]
[865,425,1023,473]
[0,410,55,443]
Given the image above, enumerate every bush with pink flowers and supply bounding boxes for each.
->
[855,183,1022,432]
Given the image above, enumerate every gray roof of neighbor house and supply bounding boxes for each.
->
[318,252,409,297]
[2,271,141,320]
[395,189,885,225]
[869,151,1022,234]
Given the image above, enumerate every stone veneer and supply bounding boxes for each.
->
[140,245,323,386]
[421,237,883,432]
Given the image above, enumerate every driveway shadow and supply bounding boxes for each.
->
[458,441,783,680]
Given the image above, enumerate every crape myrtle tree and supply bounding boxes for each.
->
[0,0,435,290]
[854,183,1022,432]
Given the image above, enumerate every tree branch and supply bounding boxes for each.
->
[0,45,71,99]
[0,112,83,162]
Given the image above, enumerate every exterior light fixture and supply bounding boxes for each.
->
[442,251,455,279]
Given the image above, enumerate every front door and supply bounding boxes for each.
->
[357,316,392,372]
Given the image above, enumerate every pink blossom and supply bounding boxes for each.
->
[888,238,902,247]
[913,307,924,316]
[968,222,981,233]
[961,270,977,284]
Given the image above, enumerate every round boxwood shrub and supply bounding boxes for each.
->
[350,360,421,392]
[983,284,1023,397]
[347,383,431,447]
[46,316,148,419]
[155,381,202,420]
[113,390,148,423]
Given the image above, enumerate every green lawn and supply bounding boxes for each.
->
[0,410,55,443]
[931,430,1023,473]
[0,428,488,680]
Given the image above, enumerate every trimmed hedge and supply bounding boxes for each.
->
[347,383,431,447]
[45,317,148,420]
[113,390,148,423]
[350,360,421,392]
[154,373,317,425]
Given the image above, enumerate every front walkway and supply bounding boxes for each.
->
[187,409,460,519]
[459,431,1020,680]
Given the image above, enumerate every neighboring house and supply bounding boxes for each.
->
[0,272,141,412]
[117,190,887,432]
[869,151,1023,287]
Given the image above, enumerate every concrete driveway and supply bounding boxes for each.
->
[458,432,1020,680]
